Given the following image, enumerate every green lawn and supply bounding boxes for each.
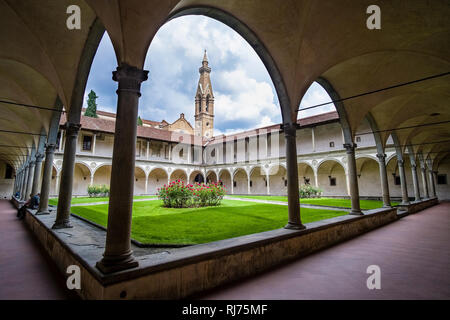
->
[48,195,156,206]
[70,199,346,245]
[227,195,398,210]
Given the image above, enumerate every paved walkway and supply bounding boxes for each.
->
[225,196,350,211]
[200,201,450,299]
[0,200,76,300]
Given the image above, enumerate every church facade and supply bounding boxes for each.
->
[49,55,450,201]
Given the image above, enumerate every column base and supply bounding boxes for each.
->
[400,201,411,206]
[96,253,139,274]
[382,204,392,208]
[349,210,364,216]
[284,222,306,230]
[52,219,73,229]
[35,210,51,215]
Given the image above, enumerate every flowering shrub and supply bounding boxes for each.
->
[158,180,226,208]
[87,184,110,197]
[299,184,322,198]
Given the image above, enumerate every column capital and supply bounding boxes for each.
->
[113,63,149,97]
[411,163,417,169]
[35,153,45,163]
[28,160,36,166]
[282,123,298,138]
[397,159,404,166]
[343,143,357,154]
[376,153,386,161]
[65,122,81,137]
[45,143,57,153]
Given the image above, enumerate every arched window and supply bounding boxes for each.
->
[206,95,210,112]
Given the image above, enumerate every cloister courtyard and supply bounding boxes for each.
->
[47,195,393,245]
[0,0,449,306]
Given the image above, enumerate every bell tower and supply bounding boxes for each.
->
[194,50,214,138]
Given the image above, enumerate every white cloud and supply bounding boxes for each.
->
[298,82,336,118]
[86,15,334,134]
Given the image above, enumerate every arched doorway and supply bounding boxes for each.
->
[268,165,287,196]
[250,166,267,194]
[317,160,347,197]
[148,168,168,194]
[233,168,248,194]
[170,169,187,183]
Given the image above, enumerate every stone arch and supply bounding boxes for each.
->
[356,156,381,197]
[268,164,287,196]
[206,170,217,183]
[189,170,205,184]
[386,154,414,199]
[249,166,267,195]
[73,162,91,196]
[317,159,348,197]
[233,168,248,194]
[167,7,293,124]
[148,167,169,195]
[297,162,315,186]
[93,164,111,187]
[50,165,59,196]
[170,168,188,183]
[218,169,232,191]
[134,166,146,195]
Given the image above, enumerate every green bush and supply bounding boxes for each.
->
[299,184,322,198]
[87,184,110,198]
[158,180,226,208]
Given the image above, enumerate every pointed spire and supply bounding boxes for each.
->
[199,50,211,74]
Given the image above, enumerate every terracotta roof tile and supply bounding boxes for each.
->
[60,110,339,147]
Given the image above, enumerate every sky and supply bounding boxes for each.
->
[84,16,335,136]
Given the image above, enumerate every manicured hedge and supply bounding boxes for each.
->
[158,180,226,208]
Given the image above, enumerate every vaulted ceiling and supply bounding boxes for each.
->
[0,0,449,170]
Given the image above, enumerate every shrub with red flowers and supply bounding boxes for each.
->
[157,180,226,208]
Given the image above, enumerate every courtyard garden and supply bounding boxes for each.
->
[48,195,157,206]
[69,199,346,245]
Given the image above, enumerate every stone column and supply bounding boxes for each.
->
[25,161,36,201]
[397,160,410,205]
[92,133,97,155]
[231,175,234,194]
[428,168,436,198]
[344,143,362,215]
[14,171,19,194]
[376,153,391,207]
[20,165,28,200]
[284,123,305,229]
[31,154,44,196]
[247,174,251,194]
[52,122,81,229]
[410,164,421,202]
[421,167,429,199]
[37,144,56,215]
[59,130,64,152]
[96,64,148,274]
[266,173,270,195]
[144,174,148,194]
[314,170,319,188]
[90,173,94,186]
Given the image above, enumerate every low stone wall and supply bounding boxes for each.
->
[21,204,403,300]
[398,197,439,214]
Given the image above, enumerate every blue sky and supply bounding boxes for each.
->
[84,16,335,135]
